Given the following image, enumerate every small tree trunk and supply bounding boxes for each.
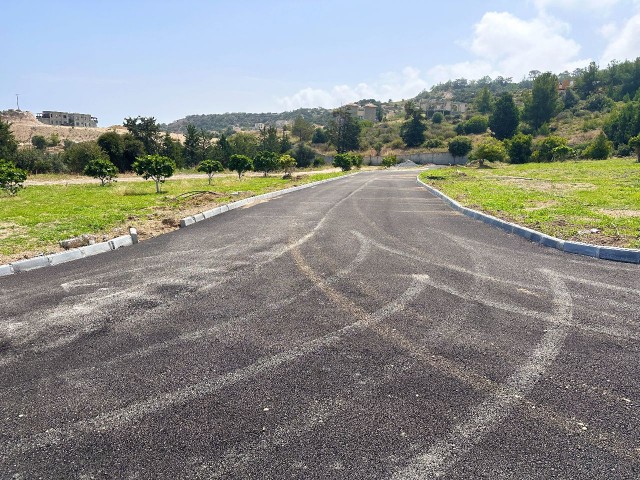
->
[208,174,212,185]
[155,179,160,193]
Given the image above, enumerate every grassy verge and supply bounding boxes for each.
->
[419,158,640,249]
[0,171,348,263]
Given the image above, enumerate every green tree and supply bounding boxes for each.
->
[64,141,109,173]
[524,72,560,130]
[161,132,184,168]
[122,134,146,172]
[0,159,27,194]
[431,112,444,124]
[505,133,532,164]
[279,129,292,153]
[552,144,574,161]
[253,151,280,176]
[183,124,201,167]
[31,135,47,150]
[575,61,600,99]
[279,154,297,174]
[333,153,353,171]
[229,132,258,159]
[97,131,125,172]
[448,136,472,159]
[532,136,568,162]
[628,135,640,162]
[216,133,233,166]
[83,158,118,186]
[228,154,253,179]
[462,115,489,134]
[327,107,361,153]
[259,125,280,153]
[132,154,176,193]
[603,101,640,147]
[471,137,507,167]
[197,159,224,184]
[475,86,494,114]
[400,102,427,147]
[311,128,328,144]
[292,116,314,142]
[123,116,161,154]
[292,142,316,167]
[0,119,18,161]
[490,93,519,140]
[48,132,60,147]
[583,131,612,159]
[563,88,579,110]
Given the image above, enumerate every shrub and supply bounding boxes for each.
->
[0,159,27,195]
[505,133,533,164]
[84,158,118,186]
[431,112,444,124]
[313,157,325,167]
[470,138,507,166]
[381,155,397,168]
[462,115,489,134]
[583,131,612,159]
[31,135,47,150]
[532,136,568,162]
[448,136,472,159]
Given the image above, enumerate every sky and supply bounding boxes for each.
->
[2,0,640,126]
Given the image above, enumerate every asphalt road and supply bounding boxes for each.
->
[1,170,638,479]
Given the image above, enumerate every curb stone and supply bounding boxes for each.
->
[178,172,359,229]
[417,177,640,264]
[0,172,359,278]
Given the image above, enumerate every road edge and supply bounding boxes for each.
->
[416,177,640,264]
[0,172,358,277]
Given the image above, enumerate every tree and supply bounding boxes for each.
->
[628,135,640,162]
[552,145,574,161]
[311,128,328,144]
[505,133,532,164]
[253,151,280,176]
[0,119,18,161]
[216,133,233,166]
[228,154,253,179]
[123,116,161,154]
[333,153,353,171]
[400,102,426,147]
[327,107,361,153]
[448,136,472,159]
[603,101,640,147]
[197,159,224,184]
[470,138,507,167]
[292,116,314,142]
[64,141,109,173]
[279,154,297,175]
[183,124,201,167]
[292,142,316,167]
[532,136,568,162]
[583,131,612,159]
[97,131,125,172]
[475,86,494,114]
[523,72,560,130]
[48,133,60,147]
[259,125,280,153]
[490,93,519,140]
[122,134,146,172]
[132,154,176,193]
[229,132,258,159]
[575,61,600,99]
[462,115,489,134]
[431,112,444,124]
[563,88,579,110]
[279,130,292,153]
[0,159,27,195]
[83,158,118,186]
[31,135,47,150]
[161,132,184,168]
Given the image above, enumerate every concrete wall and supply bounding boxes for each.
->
[324,152,468,166]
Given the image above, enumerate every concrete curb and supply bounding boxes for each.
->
[417,177,640,264]
[0,173,358,278]
[0,233,138,277]
[178,172,359,229]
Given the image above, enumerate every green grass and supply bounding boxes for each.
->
[0,171,348,260]
[420,158,640,248]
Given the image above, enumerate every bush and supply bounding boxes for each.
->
[0,159,27,195]
[313,157,325,167]
[292,143,316,168]
[448,136,472,159]
[431,112,444,124]
[423,138,444,149]
[31,135,47,150]
[470,138,507,166]
[532,136,568,162]
[333,153,359,171]
[84,158,118,186]
[462,115,489,134]
[381,155,397,168]
[389,138,404,149]
[311,128,327,144]
[585,93,614,112]
[583,131,612,159]
[505,133,533,164]
[64,141,108,173]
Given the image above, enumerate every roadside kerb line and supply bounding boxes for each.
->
[416,177,640,264]
[179,172,359,228]
[0,174,357,277]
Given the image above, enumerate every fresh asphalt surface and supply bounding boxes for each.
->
[0,170,638,479]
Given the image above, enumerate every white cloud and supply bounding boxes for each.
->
[277,67,429,110]
[600,13,640,63]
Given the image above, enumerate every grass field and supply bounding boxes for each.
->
[0,171,347,263]
[419,158,640,249]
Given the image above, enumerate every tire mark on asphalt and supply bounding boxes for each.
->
[391,269,574,479]
[0,277,429,460]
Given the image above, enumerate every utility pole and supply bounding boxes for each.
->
[15,94,21,110]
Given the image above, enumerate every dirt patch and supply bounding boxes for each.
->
[497,177,596,192]
[599,209,640,218]
[524,200,559,211]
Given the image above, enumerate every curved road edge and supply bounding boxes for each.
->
[0,172,360,277]
[417,176,640,264]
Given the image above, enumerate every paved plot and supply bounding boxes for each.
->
[0,170,638,479]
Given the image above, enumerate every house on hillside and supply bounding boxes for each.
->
[36,111,98,127]
[341,103,379,121]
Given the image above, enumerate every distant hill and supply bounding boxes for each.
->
[164,107,334,133]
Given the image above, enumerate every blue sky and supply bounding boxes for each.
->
[2,0,639,126]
